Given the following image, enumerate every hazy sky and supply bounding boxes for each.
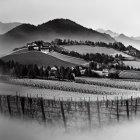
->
[0,0,140,36]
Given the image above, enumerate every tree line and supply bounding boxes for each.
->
[52,39,140,58]
[0,60,82,80]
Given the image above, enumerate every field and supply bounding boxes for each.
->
[1,75,140,131]
[1,77,140,132]
[62,45,132,57]
[1,50,87,67]
[0,80,111,101]
[123,60,140,68]
[3,78,140,100]
[75,77,140,90]
[119,70,140,79]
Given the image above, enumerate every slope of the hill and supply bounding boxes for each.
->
[0,21,22,34]
[0,18,115,54]
[119,70,140,79]
[62,45,133,58]
[123,60,140,69]
[1,50,88,67]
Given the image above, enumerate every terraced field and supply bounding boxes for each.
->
[1,79,139,101]
[5,78,140,98]
[76,77,140,90]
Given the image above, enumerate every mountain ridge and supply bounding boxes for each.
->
[97,29,140,50]
[0,18,115,55]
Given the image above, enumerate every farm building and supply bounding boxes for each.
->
[27,41,52,52]
[41,47,51,54]
[27,42,39,51]
[102,69,109,77]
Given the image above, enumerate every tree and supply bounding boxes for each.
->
[34,64,40,77]
[40,66,44,77]
[73,66,81,77]
[44,68,49,78]
[55,68,61,80]
[60,66,65,79]
[27,65,36,78]
[65,67,72,80]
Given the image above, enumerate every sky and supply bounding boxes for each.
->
[0,0,140,37]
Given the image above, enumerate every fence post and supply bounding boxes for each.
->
[121,96,123,106]
[40,98,46,122]
[135,99,138,115]
[16,94,20,116]
[97,98,101,126]
[126,100,129,119]
[87,102,91,129]
[7,95,12,116]
[131,96,133,106]
[106,99,109,108]
[112,100,114,106]
[60,101,67,130]
[20,97,25,116]
[0,96,3,113]
[29,97,33,117]
[116,98,119,121]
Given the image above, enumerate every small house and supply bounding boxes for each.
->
[27,42,39,51]
[102,69,109,77]
[50,67,57,76]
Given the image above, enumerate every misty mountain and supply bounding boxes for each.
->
[115,34,140,50]
[0,19,115,54]
[97,29,140,50]
[0,22,22,34]
[132,36,140,41]
[97,29,119,37]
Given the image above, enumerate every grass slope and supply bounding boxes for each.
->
[123,60,140,69]
[62,45,132,57]
[1,50,87,67]
[119,70,140,79]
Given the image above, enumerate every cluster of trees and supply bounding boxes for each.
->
[84,68,100,78]
[109,64,139,71]
[1,59,140,80]
[52,39,95,46]
[52,39,126,51]
[0,60,83,81]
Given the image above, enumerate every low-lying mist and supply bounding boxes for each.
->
[0,115,140,140]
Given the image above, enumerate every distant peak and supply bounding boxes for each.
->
[40,18,79,26]
[119,33,126,37]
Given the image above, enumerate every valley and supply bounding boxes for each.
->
[0,18,140,135]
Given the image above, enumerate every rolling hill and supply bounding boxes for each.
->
[0,21,22,34]
[0,18,115,55]
[1,49,88,67]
